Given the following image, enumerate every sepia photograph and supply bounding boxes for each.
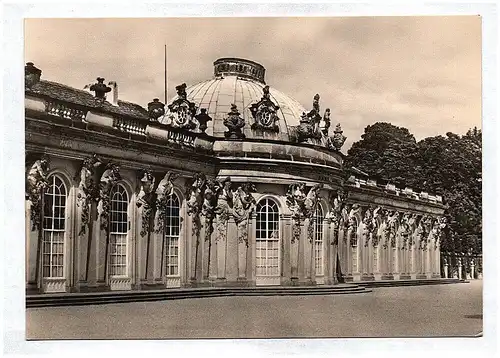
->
[18,13,485,344]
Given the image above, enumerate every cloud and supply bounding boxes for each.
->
[25,17,481,152]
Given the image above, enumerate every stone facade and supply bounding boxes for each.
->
[24,59,446,294]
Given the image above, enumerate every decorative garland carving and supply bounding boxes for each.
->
[406,214,418,248]
[154,171,179,235]
[167,83,198,130]
[362,207,373,247]
[26,154,50,231]
[371,207,382,247]
[136,170,156,237]
[76,154,103,236]
[286,183,323,243]
[98,163,121,232]
[432,216,447,250]
[341,204,351,243]
[185,173,206,239]
[232,183,257,246]
[214,177,232,243]
[201,178,219,242]
[418,215,434,251]
[399,213,412,250]
[326,189,346,245]
[250,85,280,132]
[348,204,361,247]
[286,183,306,244]
[383,210,399,249]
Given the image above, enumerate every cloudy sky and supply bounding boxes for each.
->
[25,17,481,151]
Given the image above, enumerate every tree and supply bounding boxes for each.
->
[346,123,482,255]
[345,122,418,185]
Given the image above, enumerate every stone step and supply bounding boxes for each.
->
[356,278,466,288]
[26,285,371,308]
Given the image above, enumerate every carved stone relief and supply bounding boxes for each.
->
[26,154,50,231]
[432,216,447,250]
[286,183,323,243]
[98,163,121,232]
[348,204,361,247]
[201,178,219,242]
[185,173,206,240]
[362,207,373,247]
[292,94,324,143]
[167,83,198,130]
[214,177,232,242]
[250,85,280,132]
[232,183,256,247]
[154,171,180,236]
[76,154,103,236]
[370,207,382,247]
[326,189,346,245]
[383,210,399,249]
[399,213,412,250]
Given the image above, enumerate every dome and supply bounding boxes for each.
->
[162,58,307,141]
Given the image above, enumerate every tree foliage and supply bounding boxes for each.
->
[346,122,482,255]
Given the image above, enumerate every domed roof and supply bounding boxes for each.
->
[161,58,306,141]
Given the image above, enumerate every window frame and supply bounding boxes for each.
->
[314,203,325,276]
[255,197,281,278]
[163,193,181,278]
[109,183,129,278]
[41,174,67,279]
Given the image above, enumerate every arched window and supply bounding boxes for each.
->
[314,204,325,276]
[256,198,280,278]
[42,175,67,278]
[351,217,359,273]
[109,184,129,277]
[163,194,181,277]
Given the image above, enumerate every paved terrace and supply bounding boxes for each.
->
[26,280,482,339]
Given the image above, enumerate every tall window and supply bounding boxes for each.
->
[110,184,128,277]
[163,194,180,276]
[256,198,280,277]
[42,175,67,278]
[351,217,359,273]
[314,204,324,276]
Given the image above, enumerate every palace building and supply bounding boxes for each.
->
[25,58,446,294]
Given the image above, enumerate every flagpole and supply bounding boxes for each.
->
[164,43,167,104]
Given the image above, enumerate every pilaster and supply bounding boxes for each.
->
[280,214,291,284]
[249,213,257,283]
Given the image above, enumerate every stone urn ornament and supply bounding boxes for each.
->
[195,108,212,133]
[90,77,112,100]
[147,98,165,121]
[223,104,246,139]
[25,62,42,90]
[330,123,347,151]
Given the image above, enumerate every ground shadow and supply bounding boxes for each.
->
[463,314,482,319]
